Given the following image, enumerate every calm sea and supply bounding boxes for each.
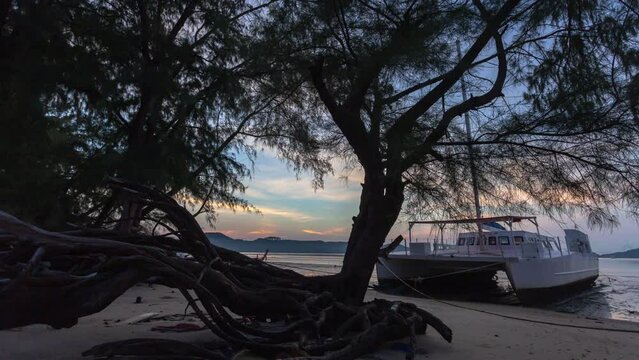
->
[248,253,639,323]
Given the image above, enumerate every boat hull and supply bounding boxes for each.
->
[504,253,599,304]
[376,253,598,304]
[514,275,598,305]
[376,255,506,294]
[377,270,499,289]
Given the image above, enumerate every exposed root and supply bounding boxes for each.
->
[0,179,451,359]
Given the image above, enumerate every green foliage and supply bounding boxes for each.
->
[0,1,80,228]
[0,0,330,228]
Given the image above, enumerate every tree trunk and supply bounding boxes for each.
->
[339,168,405,304]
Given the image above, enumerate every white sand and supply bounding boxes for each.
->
[2,285,638,359]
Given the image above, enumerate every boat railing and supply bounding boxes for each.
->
[409,233,577,259]
[432,243,456,255]
[446,235,575,260]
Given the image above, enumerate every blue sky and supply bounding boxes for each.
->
[201,149,639,254]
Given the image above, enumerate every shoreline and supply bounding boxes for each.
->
[263,255,639,324]
[3,285,639,360]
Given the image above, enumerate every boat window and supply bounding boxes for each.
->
[468,237,475,245]
[458,238,465,246]
[488,236,497,245]
[514,236,523,245]
[499,236,510,245]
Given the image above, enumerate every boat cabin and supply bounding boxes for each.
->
[405,216,592,259]
[454,229,560,257]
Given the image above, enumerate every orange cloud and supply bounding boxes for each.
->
[248,229,275,236]
[257,206,316,221]
[302,227,347,236]
[302,229,324,235]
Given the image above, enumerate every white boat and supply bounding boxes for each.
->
[377,54,598,304]
[376,216,599,304]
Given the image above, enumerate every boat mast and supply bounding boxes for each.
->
[456,41,483,241]
[456,41,482,221]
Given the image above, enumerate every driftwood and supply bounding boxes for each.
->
[0,179,451,359]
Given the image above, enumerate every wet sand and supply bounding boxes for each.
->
[2,284,638,359]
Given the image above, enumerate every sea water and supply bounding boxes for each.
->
[248,253,639,323]
[550,258,639,322]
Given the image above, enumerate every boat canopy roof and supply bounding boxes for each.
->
[408,216,537,226]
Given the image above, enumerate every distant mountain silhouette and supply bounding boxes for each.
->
[600,248,639,259]
[206,232,406,254]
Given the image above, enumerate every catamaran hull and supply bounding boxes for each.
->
[376,253,599,304]
[504,254,599,304]
[376,256,505,290]
[514,275,598,304]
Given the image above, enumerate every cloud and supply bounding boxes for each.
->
[213,203,316,222]
[245,178,360,203]
[302,227,348,236]
[257,206,317,222]
[301,229,324,235]
[248,229,276,235]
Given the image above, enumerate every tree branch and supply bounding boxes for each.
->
[167,0,197,42]
[385,0,520,142]
[384,27,569,105]
[402,27,508,170]
[434,140,620,172]
[308,58,371,166]
[167,95,279,197]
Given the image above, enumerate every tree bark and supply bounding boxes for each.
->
[339,166,405,304]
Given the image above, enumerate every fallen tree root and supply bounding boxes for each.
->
[0,179,452,359]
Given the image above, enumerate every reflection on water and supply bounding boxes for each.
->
[251,253,639,323]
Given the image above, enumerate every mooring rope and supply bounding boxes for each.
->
[392,261,503,281]
[267,261,339,275]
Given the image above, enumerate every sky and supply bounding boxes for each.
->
[200,149,639,255]
[199,149,361,241]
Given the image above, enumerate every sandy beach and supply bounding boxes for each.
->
[2,284,638,360]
